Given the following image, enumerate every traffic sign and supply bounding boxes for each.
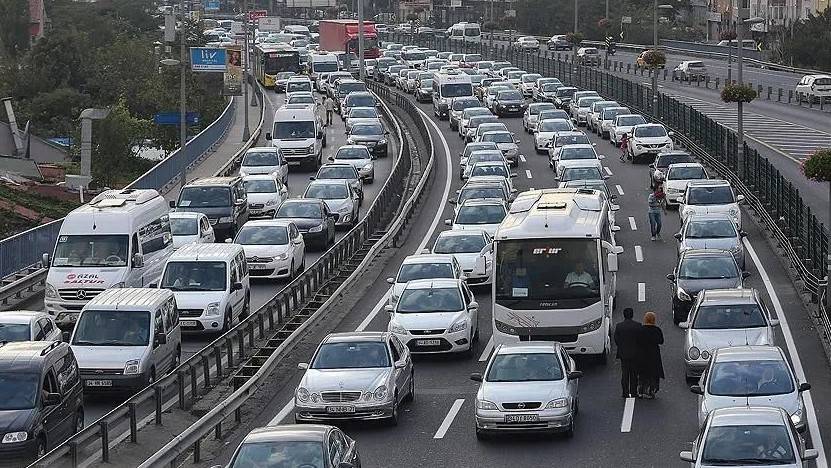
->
[189,47,227,72]
[249,10,268,22]
[204,0,220,11]
[153,112,201,126]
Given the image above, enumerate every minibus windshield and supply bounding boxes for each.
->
[53,234,129,267]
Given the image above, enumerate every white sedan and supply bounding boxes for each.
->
[233,219,306,279]
[0,311,62,342]
[431,230,493,286]
[169,211,215,249]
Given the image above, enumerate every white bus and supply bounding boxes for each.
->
[432,71,474,119]
[447,22,482,42]
[487,188,623,360]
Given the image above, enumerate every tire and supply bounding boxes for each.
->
[564,410,576,438]
[240,294,250,319]
[221,309,232,333]
[170,346,181,373]
[387,393,399,426]
[289,260,296,279]
[36,437,47,458]
[404,371,415,403]
[74,408,85,434]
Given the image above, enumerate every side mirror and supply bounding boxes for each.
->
[567,370,583,380]
[224,238,233,243]
[678,322,690,329]
[769,318,780,327]
[799,382,812,392]
[468,301,479,310]
[149,283,158,288]
[386,277,395,284]
[42,392,61,406]
[132,253,144,268]
[265,132,272,140]
[384,304,394,314]
[666,273,676,281]
[803,449,819,461]
[689,384,704,395]
[469,372,483,382]
[515,139,521,144]
[741,271,751,279]
[231,282,244,291]
[447,198,457,204]
[298,362,309,370]
[598,154,605,160]
[510,173,518,178]
[169,200,176,208]
[676,196,685,203]
[611,225,621,232]
[310,176,316,180]
[328,156,334,161]
[679,451,695,463]
[739,230,747,237]
[674,233,682,241]
[606,253,618,272]
[154,333,167,345]
[444,219,451,226]
[394,360,406,369]
[42,253,50,267]
[668,131,675,137]
[62,331,71,342]
[736,194,745,203]
[610,204,620,212]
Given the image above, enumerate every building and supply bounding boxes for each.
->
[705,0,819,39]
[28,0,49,44]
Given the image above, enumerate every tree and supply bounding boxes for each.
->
[780,9,831,70]
[91,99,153,187]
[801,149,831,182]
[0,0,30,58]
[721,83,757,103]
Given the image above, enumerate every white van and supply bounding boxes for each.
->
[266,104,326,171]
[432,71,474,119]
[309,53,339,89]
[157,243,250,334]
[44,189,174,328]
[447,22,481,42]
[70,288,182,392]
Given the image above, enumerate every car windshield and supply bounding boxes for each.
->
[482,133,513,144]
[288,95,315,105]
[471,164,509,178]
[0,323,30,341]
[244,179,278,193]
[457,204,506,224]
[311,341,390,369]
[656,154,694,167]
[170,217,199,236]
[668,166,707,180]
[465,54,482,61]
[242,151,280,166]
[617,115,647,126]
[701,425,795,465]
[274,121,315,139]
[486,353,563,382]
[434,234,486,254]
[693,303,767,329]
[72,310,150,346]
[522,74,542,83]
[556,88,577,97]
[679,257,738,279]
[235,226,289,245]
[52,234,130,267]
[312,61,338,72]
[507,72,525,80]
[346,94,376,107]
[469,152,505,164]
[277,202,321,219]
[349,108,378,119]
[688,186,735,205]
[602,108,628,120]
[582,48,598,55]
[420,79,433,89]
[463,143,497,157]
[441,83,474,98]
[403,51,426,61]
[338,82,367,95]
[351,124,383,136]
[578,98,601,108]
[564,181,609,195]
[0,374,38,410]
[464,109,491,119]
[276,72,295,80]
[161,261,227,291]
[469,116,498,127]
[318,166,357,180]
[555,134,590,146]
[685,219,737,238]
[397,287,464,313]
[397,262,454,282]
[286,82,312,93]
[452,99,479,111]
[230,441,324,468]
[708,359,795,396]
[459,187,505,203]
[498,90,523,100]
[634,125,667,137]
[560,147,597,160]
[529,105,554,115]
[540,83,560,92]
[305,184,348,199]
[336,147,370,160]
[561,167,603,181]
[539,110,570,120]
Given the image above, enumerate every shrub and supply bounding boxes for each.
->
[719,29,737,41]
[802,148,831,182]
[565,32,584,45]
[720,83,758,103]
[597,18,611,30]
[641,48,666,68]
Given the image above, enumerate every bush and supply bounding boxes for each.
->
[483,21,499,32]
[720,83,757,103]
[641,49,666,68]
[597,18,611,30]
[802,149,831,182]
[719,29,737,41]
[566,32,584,45]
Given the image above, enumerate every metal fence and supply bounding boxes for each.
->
[392,33,829,299]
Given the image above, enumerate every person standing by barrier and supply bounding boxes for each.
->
[619,133,630,162]
[647,184,666,241]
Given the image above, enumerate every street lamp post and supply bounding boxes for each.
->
[242,4,251,142]
[735,13,765,179]
[651,3,673,107]
[358,0,365,81]
[179,0,187,190]
[573,0,579,58]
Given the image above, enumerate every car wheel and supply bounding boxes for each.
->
[36,437,47,458]
[171,346,181,372]
[289,260,296,279]
[564,411,576,438]
[221,309,232,333]
[74,408,85,434]
[405,371,415,403]
[240,294,250,319]
[388,393,399,426]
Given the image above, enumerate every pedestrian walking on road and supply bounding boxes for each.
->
[647,184,666,241]
[614,307,642,398]
[638,311,664,399]
[619,133,630,162]
[324,95,334,125]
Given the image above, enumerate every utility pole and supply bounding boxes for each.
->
[606,0,609,20]
[242,0,251,141]
[652,0,658,106]
[573,0,579,57]
[179,0,188,190]
[736,13,744,179]
[358,0,365,80]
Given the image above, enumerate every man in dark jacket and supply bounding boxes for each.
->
[614,307,642,398]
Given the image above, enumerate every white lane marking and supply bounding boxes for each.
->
[519,154,527,162]
[621,397,635,432]
[267,102,456,426]
[616,184,625,195]
[744,238,827,467]
[434,399,466,439]
[529,187,535,191]
[604,166,613,176]
[637,283,645,302]
[525,169,533,179]
[628,217,637,231]
[634,245,643,262]
[478,335,495,362]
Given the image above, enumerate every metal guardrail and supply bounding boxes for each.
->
[0,264,47,310]
[0,219,62,280]
[28,81,427,468]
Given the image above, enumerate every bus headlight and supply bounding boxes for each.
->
[578,317,603,333]
[46,283,58,299]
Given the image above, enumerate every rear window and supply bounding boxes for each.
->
[687,62,705,69]
[815,77,831,86]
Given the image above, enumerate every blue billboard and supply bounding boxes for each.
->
[204,0,220,11]
[189,47,227,72]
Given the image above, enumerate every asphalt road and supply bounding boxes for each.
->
[200,79,831,467]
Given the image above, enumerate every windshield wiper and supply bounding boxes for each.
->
[704,458,784,465]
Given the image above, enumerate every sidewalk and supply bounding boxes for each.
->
[164,81,262,201]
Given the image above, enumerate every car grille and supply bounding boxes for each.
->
[640,143,664,149]
[208,218,218,225]
[282,147,311,157]
[80,368,123,376]
[407,338,453,352]
[249,203,265,209]
[409,329,446,335]
[58,288,106,301]
[321,391,363,403]
[502,402,542,410]
[246,256,274,263]
[179,309,204,318]
[519,334,579,343]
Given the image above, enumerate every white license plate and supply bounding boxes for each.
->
[249,264,267,270]
[287,161,302,166]
[85,379,112,387]
[181,320,199,327]
[416,339,442,346]
[327,406,355,413]
[505,414,539,423]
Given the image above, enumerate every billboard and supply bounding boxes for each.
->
[204,0,220,11]
[190,47,227,72]
[223,46,243,96]
[284,0,337,7]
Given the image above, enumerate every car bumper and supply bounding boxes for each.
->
[46,301,85,327]
[300,230,328,245]
[395,328,472,354]
[0,438,41,460]
[475,408,573,433]
[180,313,226,333]
[333,212,356,226]
[80,372,149,392]
[496,106,524,115]
[248,258,293,278]
[248,208,277,219]
[494,321,606,355]
[295,400,395,422]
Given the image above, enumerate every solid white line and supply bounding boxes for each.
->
[620,397,635,433]
[525,169,533,179]
[604,166,613,176]
[616,184,625,195]
[519,154,527,163]
[270,400,296,426]
[628,217,637,231]
[634,245,643,262]
[744,238,827,467]
[434,399,465,439]
[478,335,495,362]
[356,290,391,331]
[637,283,645,302]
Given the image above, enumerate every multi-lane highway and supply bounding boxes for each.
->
[182,71,831,467]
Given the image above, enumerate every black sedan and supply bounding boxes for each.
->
[224,424,361,468]
[493,89,527,117]
[274,198,336,250]
[347,122,390,158]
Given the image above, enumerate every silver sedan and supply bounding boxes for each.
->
[676,214,746,270]
[472,342,581,439]
[294,332,414,425]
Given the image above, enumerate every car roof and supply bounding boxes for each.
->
[685,213,734,222]
[700,288,758,304]
[242,219,294,228]
[243,425,330,444]
[553,131,586,137]
[560,143,595,150]
[0,341,64,370]
[402,254,455,264]
[709,406,788,427]
[186,176,240,187]
[324,331,388,343]
[243,174,278,181]
[436,229,486,238]
[403,278,461,290]
[337,144,370,151]
[713,345,785,362]
[168,211,204,219]
[688,179,730,187]
[667,162,703,169]
[0,311,42,324]
[495,341,561,355]
[282,197,323,205]
[680,248,735,259]
[460,198,505,207]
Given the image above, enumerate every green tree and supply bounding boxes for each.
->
[0,0,30,58]
[26,88,91,137]
[780,9,831,70]
[91,99,153,187]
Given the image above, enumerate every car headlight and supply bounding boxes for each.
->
[205,302,221,317]
[111,282,126,289]
[388,322,407,334]
[46,283,58,299]
[545,398,569,409]
[729,245,742,254]
[701,350,711,360]
[276,252,288,260]
[362,163,373,171]
[265,199,279,206]
[307,144,316,152]
[346,138,355,144]
[362,391,373,401]
[239,170,248,177]
[792,402,804,425]
[448,320,468,333]
[476,399,498,410]
[729,208,739,217]
[309,223,324,232]
[218,216,233,223]
[677,287,691,301]
[635,144,643,149]
[296,387,310,403]
[124,359,141,375]
[1,432,27,444]
[377,138,387,145]
[310,392,321,403]
[667,187,681,194]
[688,346,701,360]
[373,385,388,400]
[578,317,603,333]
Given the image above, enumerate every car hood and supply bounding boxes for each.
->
[335,158,372,168]
[393,310,466,330]
[282,217,325,231]
[633,136,672,145]
[689,328,771,353]
[558,159,601,171]
[497,99,524,105]
[300,368,390,392]
[454,223,500,236]
[170,290,230,309]
[321,198,352,213]
[0,409,36,434]
[348,135,383,144]
[480,380,567,404]
[664,179,695,192]
[172,234,200,249]
[683,204,738,217]
[71,345,148,370]
[247,192,282,205]
[274,138,315,148]
[681,238,740,252]
[495,143,518,152]
[240,165,280,175]
[240,243,291,258]
[704,393,800,418]
[614,125,635,134]
[677,278,742,295]
[451,252,480,270]
[535,131,557,140]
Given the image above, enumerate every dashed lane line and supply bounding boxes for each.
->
[525,169,533,179]
[637,283,646,302]
[479,335,495,362]
[634,245,643,262]
[604,166,613,176]
[434,399,466,439]
[519,154,527,163]
[616,184,625,195]
[628,217,637,231]
[621,397,636,433]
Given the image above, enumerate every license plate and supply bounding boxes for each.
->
[505,414,539,423]
[249,264,267,270]
[327,406,355,413]
[85,379,112,387]
[181,320,199,327]
[416,339,442,346]
[287,161,302,166]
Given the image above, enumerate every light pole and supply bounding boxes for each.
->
[358,0,365,81]
[573,0,579,58]
[242,6,251,142]
[651,3,673,106]
[735,13,765,179]
[178,0,187,190]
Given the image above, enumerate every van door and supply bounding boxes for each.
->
[138,215,174,287]
[40,369,66,444]
[229,259,244,318]
[126,233,143,287]
[161,298,181,371]
[151,309,171,375]
[54,350,83,437]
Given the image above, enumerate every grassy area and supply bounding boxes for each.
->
[0,185,80,222]
[0,209,36,239]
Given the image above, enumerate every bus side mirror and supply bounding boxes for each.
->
[265,133,272,140]
[42,253,50,268]
[132,253,144,268]
[607,253,618,272]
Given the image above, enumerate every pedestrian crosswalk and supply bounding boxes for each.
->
[666,94,831,161]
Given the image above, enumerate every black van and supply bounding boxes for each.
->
[173,176,249,241]
[0,341,84,461]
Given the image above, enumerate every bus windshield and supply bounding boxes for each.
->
[495,238,600,308]
[312,61,338,73]
[263,51,301,74]
[440,83,474,98]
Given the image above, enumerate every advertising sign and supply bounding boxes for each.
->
[249,10,268,22]
[285,0,336,7]
[190,47,227,72]
[223,46,243,96]
[204,0,220,11]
